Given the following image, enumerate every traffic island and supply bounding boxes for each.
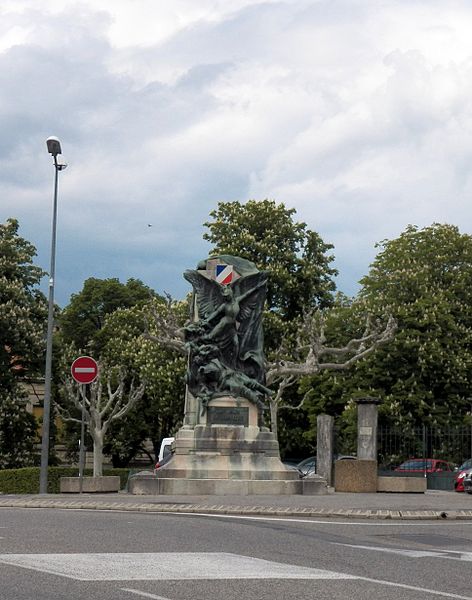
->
[60,476,120,493]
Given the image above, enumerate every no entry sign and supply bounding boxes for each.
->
[71,356,99,384]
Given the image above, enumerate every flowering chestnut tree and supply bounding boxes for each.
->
[0,219,46,467]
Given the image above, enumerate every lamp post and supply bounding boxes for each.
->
[39,137,67,494]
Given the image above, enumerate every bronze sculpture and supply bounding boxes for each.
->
[183,256,270,413]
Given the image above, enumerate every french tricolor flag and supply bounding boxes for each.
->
[215,264,234,285]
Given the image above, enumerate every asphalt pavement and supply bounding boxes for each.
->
[1,488,471,520]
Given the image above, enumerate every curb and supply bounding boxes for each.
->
[1,498,472,520]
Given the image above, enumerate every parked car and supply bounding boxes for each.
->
[394,458,455,473]
[296,456,317,476]
[293,454,357,477]
[154,450,173,473]
[454,459,472,492]
[463,470,472,494]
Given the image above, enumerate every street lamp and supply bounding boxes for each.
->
[39,136,67,494]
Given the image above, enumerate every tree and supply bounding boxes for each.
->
[60,365,145,476]
[354,223,472,427]
[304,223,472,434]
[60,277,154,354]
[99,300,186,465]
[203,200,337,322]
[265,310,396,438]
[0,219,47,467]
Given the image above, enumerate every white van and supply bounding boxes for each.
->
[158,437,175,462]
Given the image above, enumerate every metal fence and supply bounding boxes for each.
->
[377,425,472,470]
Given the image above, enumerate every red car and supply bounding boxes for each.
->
[394,458,455,473]
[454,459,472,492]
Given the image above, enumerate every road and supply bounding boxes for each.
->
[0,507,471,600]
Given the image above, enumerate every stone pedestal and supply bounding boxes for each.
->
[356,396,381,461]
[334,459,377,493]
[316,414,334,486]
[377,476,426,493]
[129,396,326,496]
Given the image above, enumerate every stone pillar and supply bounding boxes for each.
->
[183,388,198,428]
[356,397,381,460]
[316,414,334,486]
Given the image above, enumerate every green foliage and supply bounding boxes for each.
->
[0,218,46,384]
[306,223,472,430]
[58,296,186,467]
[58,277,174,467]
[100,301,186,464]
[204,200,337,321]
[358,223,472,426]
[0,387,37,468]
[0,467,130,494]
[0,218,47,467]
[60,277,154,353]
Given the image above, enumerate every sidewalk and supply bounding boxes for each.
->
[1,489,471,520]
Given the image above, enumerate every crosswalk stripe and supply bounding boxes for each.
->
[0,552,357,581]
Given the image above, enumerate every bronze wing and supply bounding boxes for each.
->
[233,272,268,383]
[183,269,224,320]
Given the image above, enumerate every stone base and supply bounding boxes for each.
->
[129,400,329,496]
[377,476,426,493]
[128,475,328,496]
[334,459,377,493]
[302,475,329,496]
[155,419,299,482]
[60,476,120,493]
[129,476,300,495]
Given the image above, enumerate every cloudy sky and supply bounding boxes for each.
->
[2,0,472,306]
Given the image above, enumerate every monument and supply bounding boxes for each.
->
[129,256,326,495]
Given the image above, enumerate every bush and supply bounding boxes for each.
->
[0,467,130,494]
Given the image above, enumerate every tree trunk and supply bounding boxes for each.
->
[92,432,104,477]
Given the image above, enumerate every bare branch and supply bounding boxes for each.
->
[55,402,82,425]
[143,295,187,355]
[265,312,397,435]
[59,364,146,477]
[111,381,145,421]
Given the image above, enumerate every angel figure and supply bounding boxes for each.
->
[184,264,268,401]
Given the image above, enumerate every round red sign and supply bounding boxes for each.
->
[71,356,99,384]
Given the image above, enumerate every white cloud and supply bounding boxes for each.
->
[2,1,472,303]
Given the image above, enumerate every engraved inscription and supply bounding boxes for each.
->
[207,407,249,426]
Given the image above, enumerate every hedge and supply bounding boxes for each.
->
[0,467,131,494]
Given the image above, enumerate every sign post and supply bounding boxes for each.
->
[71,356,98,493]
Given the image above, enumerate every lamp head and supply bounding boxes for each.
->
[55,154,67,170]
[46,136,62,156]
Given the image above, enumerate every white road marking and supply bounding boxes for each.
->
[161,511,472,527]
[0,552,357,581]
[121,590,172,600]
[1,550,470,598]
[355,575,472,600]
[334,542,472,562]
